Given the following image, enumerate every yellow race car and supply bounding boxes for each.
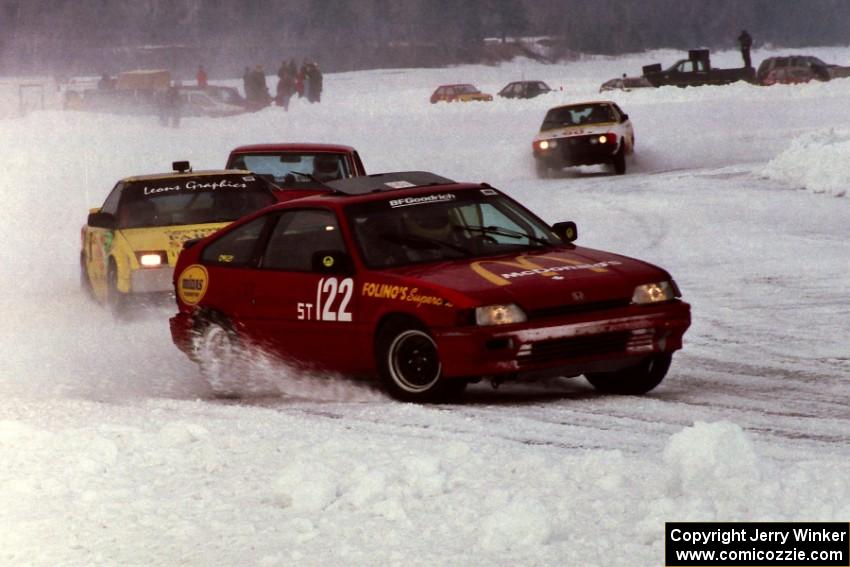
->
[80,162,277,315]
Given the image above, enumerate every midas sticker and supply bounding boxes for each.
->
[177,264,209,305]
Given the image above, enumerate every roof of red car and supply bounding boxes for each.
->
[253,172,487,210]
[229,143,357,154]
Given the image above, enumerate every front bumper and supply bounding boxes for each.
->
[170,311,196,359]
[534,135,619,167]
[434,300,691,379]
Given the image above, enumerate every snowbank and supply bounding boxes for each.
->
[762,129,850,197]
[1,409,848,566]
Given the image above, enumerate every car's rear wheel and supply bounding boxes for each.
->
[80,253,94,299]
[613,147,627,175]
[376,319,466,403]
[585,354,672,394]
[194,318,243,398]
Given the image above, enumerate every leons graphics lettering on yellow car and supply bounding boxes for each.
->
[177,264,209,305]
[471,253,621,286]
[361,282,450,308]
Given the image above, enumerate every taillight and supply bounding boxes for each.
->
[135,251,168,268]
[598,133,617,144]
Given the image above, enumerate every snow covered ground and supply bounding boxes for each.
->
[1,46,849,566]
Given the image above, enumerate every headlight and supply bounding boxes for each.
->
[475,304,527,326]
[136,251,167,268]
[631,281,677,304]
[538,139,557,150]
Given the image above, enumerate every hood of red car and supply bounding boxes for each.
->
[383,246,670,311]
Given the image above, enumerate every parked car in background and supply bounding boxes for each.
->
[498,80,552,99]
[532,101,635,176]
[599,75,653,93]
[756,55,850,85]
[178,88,245,118]
[606,49,755,90]
[177,85,267,116]
[66,69,170,115]
[430,84,493,104]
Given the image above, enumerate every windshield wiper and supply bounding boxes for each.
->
[380,233,471,256]
[457,225,551,246]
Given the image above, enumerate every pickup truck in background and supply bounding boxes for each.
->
[599,49,755,91]
[641,49,756,87]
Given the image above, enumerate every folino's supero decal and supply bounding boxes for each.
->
[361,282,451,308]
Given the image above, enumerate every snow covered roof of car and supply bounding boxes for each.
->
[324,171,455,195]
[122,169,252,182]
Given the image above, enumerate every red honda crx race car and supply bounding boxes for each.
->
[169,172,690,402]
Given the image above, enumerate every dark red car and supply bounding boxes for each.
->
[170,172,690,402]
[226,143,367,199]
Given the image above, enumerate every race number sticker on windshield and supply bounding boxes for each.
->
[177,264,209,305]
[297,277,354,322]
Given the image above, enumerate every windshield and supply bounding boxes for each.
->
[117,174,275,229]
[229,152,351,185]
[541,103,616,130]
[347,190,561,269]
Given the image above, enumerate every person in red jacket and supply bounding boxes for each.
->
[196,65,208,88]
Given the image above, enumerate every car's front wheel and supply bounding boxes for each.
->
[534,160,552,179]
[613,146,627,175]
[376,319,465,403]
[585,354,672,394]
[194,318,243,398]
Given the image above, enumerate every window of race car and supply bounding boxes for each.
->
[193,190,561,273]
[112,175,276,230]
[541,103,619,130]
[228,153,351,185]
[348,192,561,269]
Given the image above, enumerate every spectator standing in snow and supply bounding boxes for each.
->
[159,84,182,128]
[196,65,208,88]
[253,65,272,106]
[738,30,753,68]
[296,61,307,98]
[307,62,323,103]
[275,60,296,110]
[242,66,254,102]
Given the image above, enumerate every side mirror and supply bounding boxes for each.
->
[311,250,353,275]
[552,221,577,243]
[621,113,629,122]
[87,211,117,230]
